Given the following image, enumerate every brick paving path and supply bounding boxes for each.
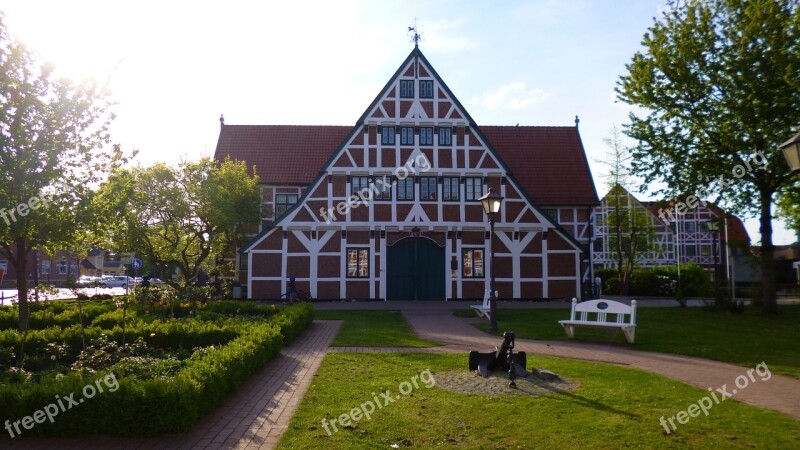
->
[0,320,341,450]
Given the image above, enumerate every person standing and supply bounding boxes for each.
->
[287,277,298,303]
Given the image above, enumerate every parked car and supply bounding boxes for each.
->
[77,276,103,287]
[102,276,135,288]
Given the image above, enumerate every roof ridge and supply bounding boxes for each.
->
[480,125,577,129]
[222,124,352,128]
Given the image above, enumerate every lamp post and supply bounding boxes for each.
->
[706,218,724,308]
[479,188,504,334]
[779,131,800,173]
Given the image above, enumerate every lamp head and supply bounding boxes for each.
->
[478,188,504,215]
[779,131,800,173]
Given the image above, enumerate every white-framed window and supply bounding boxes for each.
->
[400,127,415,145]
[419,127,433,146]
[420,177,437,201]
[351,176,369,196]
[420,80,434,98]
[397,177,414,200]
[462,248,484,277]
[41,260,50,275]
[400,80,414,98]
[438,127,452,146]
[381,126,395,145]
[275,193,299,216]
[465,177,483,201]
[443,177,460,201]
[374,176,392,200]
[347,248,369,278]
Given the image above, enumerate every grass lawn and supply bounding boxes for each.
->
[456,305,800,378]
[314,310,440,347]
[279,352,800,449]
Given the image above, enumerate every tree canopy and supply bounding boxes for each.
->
[616,0,800,313]
[0,14,126,330]
[93,157,261,290]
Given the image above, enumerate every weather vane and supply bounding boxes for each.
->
[408,18,422,47]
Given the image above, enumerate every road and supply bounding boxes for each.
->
[0,287,129,305]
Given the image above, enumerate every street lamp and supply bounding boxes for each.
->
[479,188,503,334]
[705,217,727,308]
[779,131,800,173]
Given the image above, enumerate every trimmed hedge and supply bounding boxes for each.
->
[0,301,117,331]
[0,303,314,436]
[600,264,711,297]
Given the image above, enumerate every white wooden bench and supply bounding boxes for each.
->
[559,298,637,343]
[470,290,497,319]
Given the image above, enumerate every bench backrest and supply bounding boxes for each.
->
[569,298,637,325]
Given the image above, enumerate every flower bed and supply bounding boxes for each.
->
[0,299,313,436]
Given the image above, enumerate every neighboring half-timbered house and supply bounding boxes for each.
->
[593,185,752,280]
[214,46,599,300]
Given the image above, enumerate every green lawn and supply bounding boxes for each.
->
[314,310,440,347]
[456,305,800,378]
[279,352,800,449]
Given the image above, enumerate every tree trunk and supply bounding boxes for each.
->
[12,238,30,332]
[759,191,777,314]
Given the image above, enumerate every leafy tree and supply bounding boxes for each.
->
[777,187,800,241]
[598,185,659,296]
[93,157,260,291]
[596,127,659,296]
[0,15,125,332]
[616,0,800,313]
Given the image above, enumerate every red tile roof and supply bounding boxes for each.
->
[215,125,352,185]
[479,126,599,206]
[707,204,751,243]
[214,124,599,206]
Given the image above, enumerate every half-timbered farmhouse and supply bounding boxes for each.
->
[214,46,599,300]
[592,184,753,282]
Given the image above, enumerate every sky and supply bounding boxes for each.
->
[1,0,796,245]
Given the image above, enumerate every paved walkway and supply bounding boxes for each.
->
[0,320,342,450]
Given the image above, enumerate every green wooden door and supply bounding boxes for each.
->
[387,238,445,300]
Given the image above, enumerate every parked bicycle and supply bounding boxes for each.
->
[280,290,313,303]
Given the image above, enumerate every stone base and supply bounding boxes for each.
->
[532,368,560,382]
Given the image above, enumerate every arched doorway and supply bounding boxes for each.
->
[386,237,445,300]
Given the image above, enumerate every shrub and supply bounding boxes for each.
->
[0,303,314,436]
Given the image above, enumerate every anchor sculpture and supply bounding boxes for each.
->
[468,331,529,387]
